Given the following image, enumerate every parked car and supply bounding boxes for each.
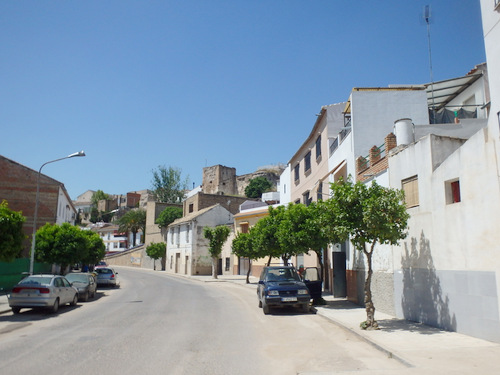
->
[257,266,311,314]
[8,274,78,314]
[94,267,119,287]
[95,261,107,268]
[65,273,97,301]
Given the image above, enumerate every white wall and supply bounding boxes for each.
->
[279,164,291,205]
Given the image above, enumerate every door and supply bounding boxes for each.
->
[303,267,322,300]
[332,251,347,298]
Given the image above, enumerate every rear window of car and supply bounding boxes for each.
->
[96,268,112,274]
[264,268,300,282]
[19,276,52,286]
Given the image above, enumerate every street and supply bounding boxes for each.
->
[0,267,404,374]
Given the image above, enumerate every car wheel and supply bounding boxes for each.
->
[70,294,78,306]
[51,298,59,313]
[12,307,21,314]
[82,292,89,302]
[262,300,270,315]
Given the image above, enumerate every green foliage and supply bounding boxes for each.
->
[91,190,110,207]
[156,206,183,228]
[81,230,106,265]
[245,176,272,198]
[232,230,259,260]
[325,178,410,252]
[116,209,146,246]
[35,223,89,272]
[0,200,26,262]
[203,225,231,278]
[151,165,189,203]
[251,205,286,264]
[146,242,166,260]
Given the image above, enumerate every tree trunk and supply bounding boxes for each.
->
[212,256,218,279]
[267,256,272,266]
[315,249,324,282]
[363,241,378,329]
[132,231,137,247]
[246,260,252,284]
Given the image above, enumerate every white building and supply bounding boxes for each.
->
[166,204,233,276]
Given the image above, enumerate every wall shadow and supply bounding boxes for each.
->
[400,231,457,332]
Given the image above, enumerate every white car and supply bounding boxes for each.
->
[8,274,78,314]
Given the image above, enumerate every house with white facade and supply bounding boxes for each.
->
[166,204,233,276]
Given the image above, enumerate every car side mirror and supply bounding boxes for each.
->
[258,280,264,285]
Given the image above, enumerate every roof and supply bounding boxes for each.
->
[425,72,483,111]
[168,204,226,226]
[343,87,425,114]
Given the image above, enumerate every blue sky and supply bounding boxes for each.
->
[1,0,486,200]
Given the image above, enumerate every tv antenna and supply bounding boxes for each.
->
[424,5,436,113]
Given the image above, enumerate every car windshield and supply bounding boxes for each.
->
[265,268,300,282]
[65,274,88,283]
[18,276,52,286]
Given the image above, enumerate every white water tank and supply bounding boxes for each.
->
[394,118,414,146]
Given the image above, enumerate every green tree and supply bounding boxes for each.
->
[325,177,409,329]
[146,242,166,270]
[151,165,189,203]
[203,225,231,279]
[245,176,273,198]
[35,223,89,273]
[0,200,26,262]
[91,190,110,207]
[116,209,146,247]
[81,230,106,266]
[231,229,264,284]
[276,203,312,266]
[156,206,183,228]
[251,205,288,265]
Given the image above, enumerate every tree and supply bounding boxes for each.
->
[245,176,272,198]
[81,230,106,266]
[146,242,166,270]
[116,209,146,247]
[325,177,409,329]
[251,205,287,265]
[203,225,231,279]
[276,203,312,266]
[0,200,26,262]
[151,165,189,203]
[35,223,89,273]
[91,190,110,207]
[231,229,264,284]
[155,206,183,228]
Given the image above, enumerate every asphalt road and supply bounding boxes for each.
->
[0,267,404,374]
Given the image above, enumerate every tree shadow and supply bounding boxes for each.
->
[400,231,457,332]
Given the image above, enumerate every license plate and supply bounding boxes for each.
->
[22,289,37,294]
[282,297,297,302]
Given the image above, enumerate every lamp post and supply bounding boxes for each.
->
[29,151,86,275]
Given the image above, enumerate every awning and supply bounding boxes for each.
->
[425,73,482,111]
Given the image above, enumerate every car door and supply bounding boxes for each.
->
[302,267,322,300]
[60,277,73,304]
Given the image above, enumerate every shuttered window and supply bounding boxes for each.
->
[402,176,419,208]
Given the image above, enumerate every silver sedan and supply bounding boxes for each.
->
[8,274,78,314]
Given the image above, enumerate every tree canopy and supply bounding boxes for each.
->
[0,200,26,262]
[203,225,231,279]
[91,190,110,207]
[231,229,265,283]
[155,206,183,228]
[245,176,272,198]
[35,223,106,273]
[151,165,189,203]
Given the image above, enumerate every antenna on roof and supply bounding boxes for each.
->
[423,5,436,114]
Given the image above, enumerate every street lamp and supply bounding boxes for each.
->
[29,150,86,275]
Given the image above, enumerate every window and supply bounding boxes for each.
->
[189,203,194,213]
[402,176,419,208]
[186,224,190,243]
[445,179,461,204]
[316,135,322,159]
[170,228,174,244]
[176,226,180,245]
[303,191,311,206]
[225,257,230,272]
[304,151,311,173]
[240,222,249,233]
[294,163,300,182]
[317,181,323,201]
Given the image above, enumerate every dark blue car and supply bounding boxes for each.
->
[257,266,312,314]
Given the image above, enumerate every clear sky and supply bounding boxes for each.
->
[1,0,486,200]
